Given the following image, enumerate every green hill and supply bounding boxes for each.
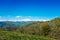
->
[0,17,60,40]
[19,17,60,40]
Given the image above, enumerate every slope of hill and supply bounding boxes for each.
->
[19,18,60,40]
[0,18,60,40]
[0,31,56,40]
[0,21,37,31]
[0,21,36,28]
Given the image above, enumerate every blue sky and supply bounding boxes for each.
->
[0,0,60,21]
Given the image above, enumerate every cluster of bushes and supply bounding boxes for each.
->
[0,31,56,40]
[19,18,60,40]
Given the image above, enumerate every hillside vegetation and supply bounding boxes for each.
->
[19,18,60,40]
[0,31,56,40]
[0,18,60,40]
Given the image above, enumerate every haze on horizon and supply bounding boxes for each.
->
[0,0,60,21]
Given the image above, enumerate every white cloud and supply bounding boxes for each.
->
[16,16,22,18]
[0,20,3,21]
[31,19,50,21]
[0,16,51,21]
[0,20,6,21]
[20,18,32,21]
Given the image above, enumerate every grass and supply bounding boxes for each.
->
[0,31,56,40]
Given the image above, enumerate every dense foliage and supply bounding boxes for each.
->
[0,18,60,40]
[0,31,56,40]
[19,18,60,40]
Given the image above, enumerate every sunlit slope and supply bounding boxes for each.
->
[0,31,56,40]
